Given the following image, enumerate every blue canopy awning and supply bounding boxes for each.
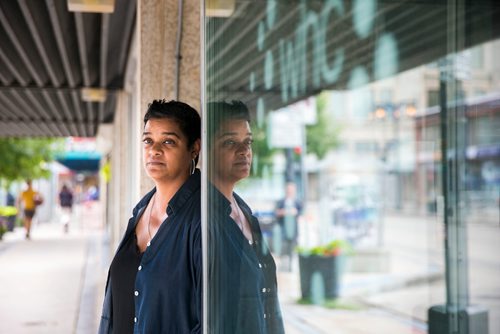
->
[56,151,101,172]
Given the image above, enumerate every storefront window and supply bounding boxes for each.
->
[204,1,500,333]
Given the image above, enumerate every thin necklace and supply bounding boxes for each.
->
[231,196,253,245]
[147,193,156,242]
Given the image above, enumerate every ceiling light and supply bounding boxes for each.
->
[206,0,235,17]
[81,88,107,102]
[68,0,115,13]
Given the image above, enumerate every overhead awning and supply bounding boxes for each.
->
[56,151,101,172]
[0,0,136,137]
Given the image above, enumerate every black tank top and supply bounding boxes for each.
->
[109,233,144,334]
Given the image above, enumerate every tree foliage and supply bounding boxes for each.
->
[250,124,275,178]
[0,138,62,188]
[250,92,341,178]
[305,92,341,159]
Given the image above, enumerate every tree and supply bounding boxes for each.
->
[306,92,341,159]
[250,124,276,178]
[0,138,62,189]
[250,92,341,179]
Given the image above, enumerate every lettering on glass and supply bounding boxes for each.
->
[250,0,399,106]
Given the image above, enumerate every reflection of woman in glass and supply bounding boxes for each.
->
[207,101,285,333]
[99,100,202,334]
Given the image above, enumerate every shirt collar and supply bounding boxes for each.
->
[137,169,201,216]
[207,182,252,217]
[166,169,201,215]
[208,182,231,216]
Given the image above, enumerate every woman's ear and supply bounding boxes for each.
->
[191,139,201,159]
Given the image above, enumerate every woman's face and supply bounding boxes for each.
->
[210,119,253,185]
[143,118,199,183]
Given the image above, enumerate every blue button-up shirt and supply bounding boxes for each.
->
[207,185,285,334]
[99,170,202,334]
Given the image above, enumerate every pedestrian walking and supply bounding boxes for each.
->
[17,179,43,240]
[58,184,74,233]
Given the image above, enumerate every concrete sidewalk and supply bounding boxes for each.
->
[0,218,105,334]
[272,216,443,333]
[276,257,431,334]
[0,209,460,334]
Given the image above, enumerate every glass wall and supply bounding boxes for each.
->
[204,1,500,333]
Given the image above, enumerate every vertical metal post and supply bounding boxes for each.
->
[200,2,208,334]
[444,0,469,319]
[429,1,488,333]
[285,148,294,183]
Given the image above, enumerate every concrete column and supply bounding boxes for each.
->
[138,0,201,195]
[110,92,128,248]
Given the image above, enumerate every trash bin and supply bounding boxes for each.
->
[298,254,342,301]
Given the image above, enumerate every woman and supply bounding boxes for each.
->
[99,100,202,333]
[207,101,285,333]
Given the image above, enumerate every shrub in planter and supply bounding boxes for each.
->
[0,220,7,240]
[0,206,18,232]
[297,240,352,303]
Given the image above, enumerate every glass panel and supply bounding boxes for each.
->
[204,1,500,333]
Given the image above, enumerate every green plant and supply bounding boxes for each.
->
[0,206,18,217]
[297,240,353,257]
[0,222,7,240]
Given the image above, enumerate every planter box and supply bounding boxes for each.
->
[1,215,16,232]
[298,254,343,301]
[0,206,18,232]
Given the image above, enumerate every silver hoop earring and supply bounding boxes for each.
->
[190,159,196,175]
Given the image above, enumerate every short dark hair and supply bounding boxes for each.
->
[144,100,201,161]
[206,100,251,148]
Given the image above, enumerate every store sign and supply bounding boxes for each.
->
[267,97,316,148]
[267,108,303,148]
[253,0,398,105]
[277,0,345,102]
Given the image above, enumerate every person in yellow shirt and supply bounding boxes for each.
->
[18,180,42,240]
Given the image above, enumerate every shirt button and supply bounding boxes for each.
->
[134,317,137,323]
[262,288,266,293]
[267,288,271,292]
[146,241,151,247]
[134,291,139,296]
[258,263,262,268]
[263,313,267,319]
[138,265,142,271]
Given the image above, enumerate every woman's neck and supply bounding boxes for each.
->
[154,176,187,208]
[212,178,235,201]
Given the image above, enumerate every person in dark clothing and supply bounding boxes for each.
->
[58,184,74,233]
[275,182,303,271]
[6,191,15,206]
[99,100,201,334]
[207,101,285,334]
